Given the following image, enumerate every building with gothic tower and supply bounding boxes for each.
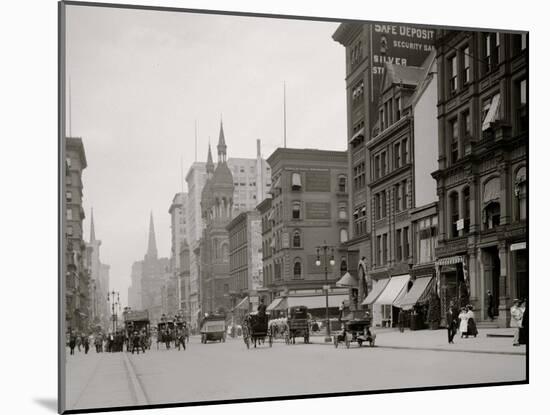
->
[127,213,170,323]
[199,121,235,314]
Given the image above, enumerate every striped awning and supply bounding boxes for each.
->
[436,256,464,266]
[287,294,348,309]
[362,278,389,305]
[374,274,411,306]
[395,276,434,310]
[336,272,358,288]
[233,297,249,311]
[266,297,286,311]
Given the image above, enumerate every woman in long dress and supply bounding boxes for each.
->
[458,307,469,338]
[466,305,478,337]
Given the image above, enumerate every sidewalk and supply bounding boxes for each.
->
[308,328,526,355]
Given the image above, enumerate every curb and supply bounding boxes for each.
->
[122,352,148,406]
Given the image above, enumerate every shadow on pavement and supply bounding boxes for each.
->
[34,398,57,412]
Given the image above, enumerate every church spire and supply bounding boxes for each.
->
[90,208,96,242]
[206,142,215,174]
[217,119,227,163]
[146,211,158,259]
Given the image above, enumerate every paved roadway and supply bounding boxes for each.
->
[65,334,526,411]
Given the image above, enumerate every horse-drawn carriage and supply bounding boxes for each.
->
[123,310,151,352]
[157,319,176,349]
[285,306,310,344]
[200,314,227,344]
[243,312,273,349]
[333,318,376,348]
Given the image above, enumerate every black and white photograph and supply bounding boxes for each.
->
[58,1,528,413]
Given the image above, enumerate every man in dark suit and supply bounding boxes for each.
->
[257,298,267,316]
[446,301,459,344]
[487,290,494,321]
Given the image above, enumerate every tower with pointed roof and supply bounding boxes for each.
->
[199,120,235,314]
[145,211,158,261]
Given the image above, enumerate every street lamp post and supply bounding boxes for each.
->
[107,290,120,333]
[315,241,335,343]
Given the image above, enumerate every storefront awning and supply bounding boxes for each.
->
[373,274,411,306]
[436,256,464,266]
[287,294,348,309]
[395,276,434,310]
[336,272,358,288]
[233,297,249,311]
[266,297,286,311]
[362,278,389,305]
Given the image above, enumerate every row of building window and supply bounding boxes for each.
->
[290,173,348,193]
[379,96,402,132]
[375,227,410,266]
[373,138,409,180]
[353,162,366,190]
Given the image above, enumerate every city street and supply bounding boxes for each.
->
[65,330,526,411]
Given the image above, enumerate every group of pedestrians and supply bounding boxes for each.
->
[446,302,478,344]
[510,298,528,346]
[67,330,129,355]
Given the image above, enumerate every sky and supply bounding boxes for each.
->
[65,4,347,305]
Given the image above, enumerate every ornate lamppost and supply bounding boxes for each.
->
[315,241,335,342]
[107,290,120,333]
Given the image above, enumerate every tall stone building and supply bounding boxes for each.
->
[65,137,90,333]
[432,30,527,327]
[85,210,111,330]
[199,122,235,314]
[168,192,188,314]
[332,23,437,326]
[186,137,271,327]
[260,148,350,318]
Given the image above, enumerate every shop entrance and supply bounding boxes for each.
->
[483,247,500,318]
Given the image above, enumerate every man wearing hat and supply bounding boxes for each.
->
[487,290,494,321]
[510,299,523,346]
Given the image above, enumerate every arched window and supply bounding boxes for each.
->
[221,243,228,262]
[292,229,301,248]
[292,201,301,219]
[449,192,459,237]
[293,259,302,279]
[340,257,348,273]
[482,177,501,229]
[340,228,349,243]
[515,167,527,221]
[462,186,470,233]
[338,202,348,220]
[291,173,302,191]
[338,175,347,192]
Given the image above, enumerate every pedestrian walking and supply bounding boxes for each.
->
[519,299,528,345]
[458,307,469,338]
[76,334,82,352]
[83,334,90,354]
[69,331,76,355]
[466,305,478,337]
[487,290,494,321]
[446,301,459,344]
[510,299,523,346]
[397,308,406,333]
